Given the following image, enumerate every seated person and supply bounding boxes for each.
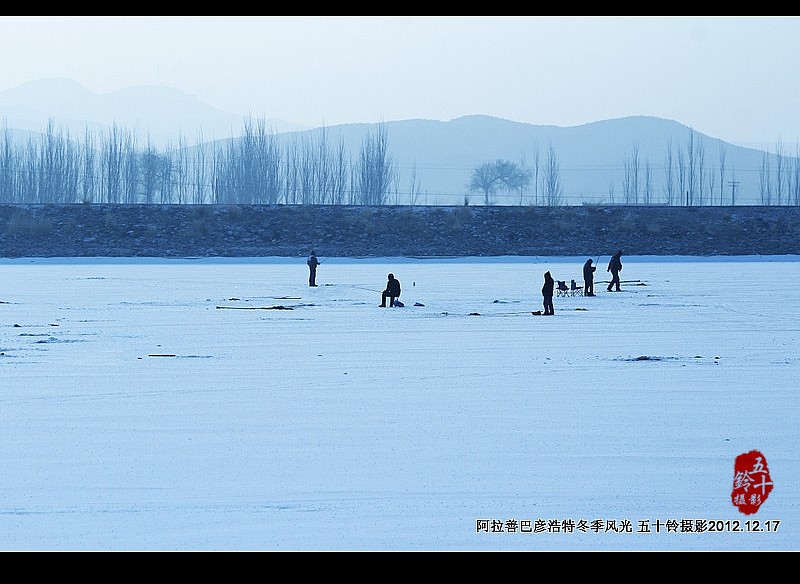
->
[380,273,401,307]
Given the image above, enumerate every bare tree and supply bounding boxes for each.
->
[282,138,300,205]
[0,122,17,202]
[531,143,541,206]
[686,130,697,206]
[542,146,563,206]
[677,145,687,207]
[172,135,190,204]
[313,125,331,204]
[623,142,640,204]
[191,134,209,204]
[300,135,315,205]
[330,138,349,205]
[499,160,530,205]
[774,141,786,205]
[348,163,359,205]
[707,171,715,209]
[38,119,78,203]
[663,138,675,205]
[408,162,423,206]
[793,145,800,205]
[356,122,394,205]
[469,162,498,205]
[759,152,772,205]
[211,142,228,204]
[158,144,174,204]
[717,143,726,207]
[696,140,706,206]
[642,161,653,204]
[140,141,161,204]
[122,133,140,204]
[468,159,529,205]
[19,139,37,203]
[262,128,282,204]
[78,128,96,204]
[100,124,127,203]
[391,173,401,205]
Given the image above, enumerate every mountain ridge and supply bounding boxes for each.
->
[0,78,785,205]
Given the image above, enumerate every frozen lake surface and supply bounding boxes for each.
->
[1,255,798,551]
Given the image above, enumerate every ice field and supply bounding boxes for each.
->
[0,255,798,551]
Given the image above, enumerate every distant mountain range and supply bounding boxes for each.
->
[0,78,784,206]
[0,77,305,145]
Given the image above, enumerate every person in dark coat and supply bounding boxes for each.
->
[607,250,622,292]
[380,273,401,307]
[541,271,555,315]
[583,258,597,296]
[307,250,320,287]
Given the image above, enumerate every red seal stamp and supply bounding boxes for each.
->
[731,450,774,515]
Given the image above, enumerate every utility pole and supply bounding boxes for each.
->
[728,180,740,206]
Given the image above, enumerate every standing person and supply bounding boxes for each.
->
[541,270,555,315]
[583,258,597,296]
[307,250,320,287]
[380,273,401,307]
[607,250,623,292]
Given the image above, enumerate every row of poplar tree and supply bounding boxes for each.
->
[3,117,800,206]
[0,118,395,206]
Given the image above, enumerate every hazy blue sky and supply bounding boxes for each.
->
[1,16,798,148]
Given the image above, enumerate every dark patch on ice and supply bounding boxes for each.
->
[34,337,86,344]
[468,312,481,316]
[216,305,294,310]
[639,303,702,308]
[142,354,213,359]
[618,355,719,363]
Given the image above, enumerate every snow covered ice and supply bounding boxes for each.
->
[1,255,798,551]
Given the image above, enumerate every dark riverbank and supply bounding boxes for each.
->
[1,204,798,258]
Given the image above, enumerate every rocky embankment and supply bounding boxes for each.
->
[1,203,798,258]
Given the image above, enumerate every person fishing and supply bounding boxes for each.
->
[307,250,320,287]
[541,270,555,315]
[583,257,597,296]
[380,273,401,307]
[607,250,622,292]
